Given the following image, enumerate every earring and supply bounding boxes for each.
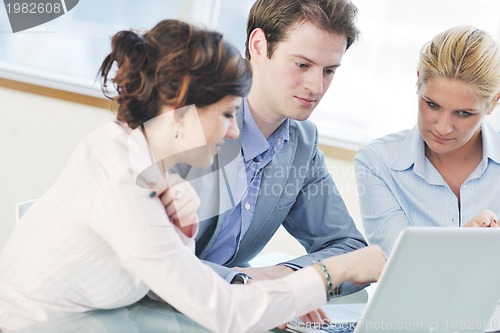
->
[174,123,181,139]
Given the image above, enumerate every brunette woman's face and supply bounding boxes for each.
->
[181,95,241,168]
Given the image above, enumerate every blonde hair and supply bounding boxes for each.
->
[417,26,500,110]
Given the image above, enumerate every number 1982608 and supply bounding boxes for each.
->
[5,2,62,14]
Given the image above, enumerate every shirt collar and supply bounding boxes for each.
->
[241,99,289,162]
[389,125,425,172]
[481,120,500,165]
[389,121,500,174]
[123,121,164,188]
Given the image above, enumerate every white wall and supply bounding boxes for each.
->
[0,86,364,256]
[0,87,115,249]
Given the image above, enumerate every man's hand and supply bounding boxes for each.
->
[234,265,294,281]
[234,265,330,330]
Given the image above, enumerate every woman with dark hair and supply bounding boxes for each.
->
[0,19,384,333]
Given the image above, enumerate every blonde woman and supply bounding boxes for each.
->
[355,26,500,254]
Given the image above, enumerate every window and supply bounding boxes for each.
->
[309,0,500,148]
[0,0,216,96]
[214,0,254,56]
[1,0,499,147]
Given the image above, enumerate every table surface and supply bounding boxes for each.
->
[6,254,369,333]
[8,288,500,333]
[8,252,499,333]
[7,297,292,333]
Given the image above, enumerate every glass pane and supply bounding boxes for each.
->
[1,0,498,146]
[215,0,255,56]
[309,0,500,147]
[0,0,184,94]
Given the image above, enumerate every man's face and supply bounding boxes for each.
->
[249,21,347,124]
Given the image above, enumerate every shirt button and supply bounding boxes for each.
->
[245,203,251,210]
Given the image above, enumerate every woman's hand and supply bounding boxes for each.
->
[464,209,498,228]
[152,174,200,237]
[323,245,386,286]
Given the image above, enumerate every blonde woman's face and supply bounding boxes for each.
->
[418,77,489,157]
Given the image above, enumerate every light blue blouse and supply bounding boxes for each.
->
[355,121,500,254]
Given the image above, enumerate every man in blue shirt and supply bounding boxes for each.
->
[171,0,367,295]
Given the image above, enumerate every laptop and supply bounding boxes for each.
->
[288,227,500,333]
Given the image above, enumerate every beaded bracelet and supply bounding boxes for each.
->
[312,260,342,301]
